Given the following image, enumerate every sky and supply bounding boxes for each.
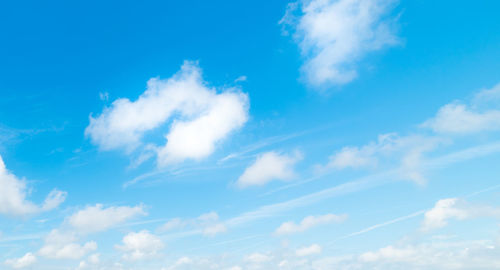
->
[1,0,500,269]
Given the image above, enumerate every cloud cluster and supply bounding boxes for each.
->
[0,155,66,216]
[86,61,249,166]
[296,244,322,257]
[236,151,302,188]
[38,230,97,260]
[281,0,400,87]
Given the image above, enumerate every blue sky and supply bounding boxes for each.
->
[1,0,500,269]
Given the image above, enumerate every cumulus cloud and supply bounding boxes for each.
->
[296,244,322,256]
[68,204,146,233]
[421,198,500,231]
[38,230,97,260]
[85,61,249,166]
[0,155,66,216]
[5,253,36,269]
[236,151,302,188]
[275,213,347,235]
[281,0,400,87]
[116,230,164,260]
[422,83,500,134]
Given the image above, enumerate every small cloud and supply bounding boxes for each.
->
[116,230,164,261]
[236,151,302,188]
[99,92,109,101]
[5,252,36,269]
[275,213,347,235]
[234,75,247,83]
[295,244,322,256]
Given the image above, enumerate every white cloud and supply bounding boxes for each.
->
[421,198,500,231]
[85,61,249,166]
[422,83,500,134]
[76,254,100,270]
[158,211,227,237]
[318,133,442,184]
[116,230,164,260]
[68,204,146,233]
[359,245,416,262]
[296,244,322,256]
[244,253,272,264]
[203,223,227,237]
[5,253,36,269]
[275,213,347,235]
[236,151,302,188]
[422,103,500,134]
[0,155,66,216]
[158,218,185,232]
[38,230,97,260]
[281,0,400,87]
[351,240,500,269]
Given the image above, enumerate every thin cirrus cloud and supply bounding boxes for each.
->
[236,151,303,188]
[317,133,443,184]
[280,0,400,87]
[275,213,347,235]
[85,61,249,167]
[0,155,67,216]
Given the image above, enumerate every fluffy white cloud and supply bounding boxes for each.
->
[116,230,164,260]
[422,83,500,134]
[281,0,399,87]
[421,198,500,231]
[296,244,322,256]
[38,230,97,260]
[422,103,500,134]
[236,151,302,188]
[5,253,36,269]
[0,155,66,216]
[85,61,249,166]
[275,213,347,235]
[68,204,146,233]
